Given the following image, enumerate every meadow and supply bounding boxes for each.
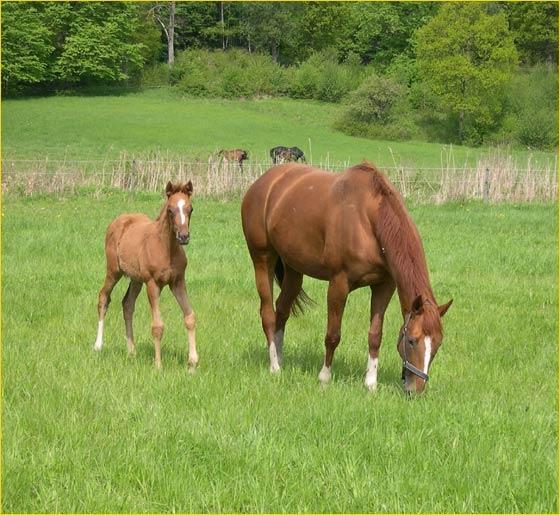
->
[2,192,557,513]
[2,90,556,170]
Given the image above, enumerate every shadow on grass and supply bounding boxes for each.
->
[240,338,403,389]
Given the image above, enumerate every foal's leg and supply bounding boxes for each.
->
[171,278,198,371]
[365,279,396,391]
[319,274,349,384]
[146,280,164,369]
[122,280,143,355]
[93,271,121,351]
[274,265,303,366]
[252,253,278,372]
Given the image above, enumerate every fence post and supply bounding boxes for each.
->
[483,167,491,202]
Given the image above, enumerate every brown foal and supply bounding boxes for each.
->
[241,162,452,393]
[93,181,198,371]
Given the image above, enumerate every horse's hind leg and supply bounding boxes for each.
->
[93,271,121,351]
[146,280,164,369]
[274,264,303,365]
[171,278,198,372]
[252,252,279,372]
[319,274,349,385]
[122,280,143,355]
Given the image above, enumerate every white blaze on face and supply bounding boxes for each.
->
[177,199,186,225]
[423,336,432,374]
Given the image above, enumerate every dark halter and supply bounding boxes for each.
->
[399,311,429,383]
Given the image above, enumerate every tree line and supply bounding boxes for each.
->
[2,1,558,148]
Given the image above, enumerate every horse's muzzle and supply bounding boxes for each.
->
[177,234,190,245]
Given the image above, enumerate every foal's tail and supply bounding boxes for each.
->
[274,258,313,316]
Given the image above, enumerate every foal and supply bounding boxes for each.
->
[93,181,198,371]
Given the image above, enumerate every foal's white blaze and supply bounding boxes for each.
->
[177,199,187,225]
[423,336,432,374]
[93,320,104,351]
[364,356,378,391]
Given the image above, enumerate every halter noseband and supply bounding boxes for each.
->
[399,311,429,383]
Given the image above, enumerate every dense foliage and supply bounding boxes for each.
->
[2,1,557,149]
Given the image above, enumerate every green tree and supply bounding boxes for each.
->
[415,2,518,143]
[54,4,146,84]
[503,2,558,65]
[338,2,438,67]
[1,2,55,94]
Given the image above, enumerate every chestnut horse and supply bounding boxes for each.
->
[241,162,452,393]
[93,181,198,371]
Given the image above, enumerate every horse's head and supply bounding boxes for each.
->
[397,294,453,394]
[165,180,194,245]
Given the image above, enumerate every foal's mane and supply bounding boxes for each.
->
[352,162,440,330]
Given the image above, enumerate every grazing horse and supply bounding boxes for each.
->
[241,162,452,393]
[270,146,306,164]
[218,148,248,172]
[93,181,198,371]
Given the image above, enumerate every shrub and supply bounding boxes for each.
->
[334,72,418,140]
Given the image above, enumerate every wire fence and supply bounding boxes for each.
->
[2,152,558,203]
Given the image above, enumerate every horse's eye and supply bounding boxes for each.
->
[407,337,417,347]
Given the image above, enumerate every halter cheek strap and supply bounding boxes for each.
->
[399,312,429,383]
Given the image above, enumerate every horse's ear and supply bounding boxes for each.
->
[411,295,424,315]
[184,180,193,196]
[165,181,174,198]
[438,299,453,317]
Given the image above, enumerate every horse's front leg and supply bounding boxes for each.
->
[146,280,164,369]
[171,278,198,372]
[319,274,349,385]
[365,279,395,391]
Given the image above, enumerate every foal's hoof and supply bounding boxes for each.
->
[269,364,281,374]
[187,364,197,375]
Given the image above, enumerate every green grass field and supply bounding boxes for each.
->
[2,89,556,170]
[2,192,557,512]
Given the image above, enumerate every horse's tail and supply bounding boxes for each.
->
[274,258,313,316]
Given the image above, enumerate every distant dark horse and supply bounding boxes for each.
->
[218,149,248,172]
[270,146,306,164]
[241,161,452,394]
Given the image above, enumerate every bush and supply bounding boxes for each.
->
[289,49,365,102]
[334,72,418,140]
[169,48,288,99]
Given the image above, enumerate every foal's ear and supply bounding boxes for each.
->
[411,295,424,315]
[438,299,453,317]
[183,180,193,196]
[165,181,174,198]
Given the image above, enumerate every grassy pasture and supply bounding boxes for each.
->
[1,89,556,170]
[1,193,557,512]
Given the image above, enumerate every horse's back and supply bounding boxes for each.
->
[241,164,336,263]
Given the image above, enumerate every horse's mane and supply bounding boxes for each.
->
[352,162,441,332]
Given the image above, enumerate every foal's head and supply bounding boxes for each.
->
[164,180,194,245]
[397,295,453,394]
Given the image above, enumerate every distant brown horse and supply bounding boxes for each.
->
[241,162,452,393]
[93,181,198,371]
[218,148,248,172]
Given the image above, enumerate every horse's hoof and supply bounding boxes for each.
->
[187,364,197,374]
[269,365,281,374]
